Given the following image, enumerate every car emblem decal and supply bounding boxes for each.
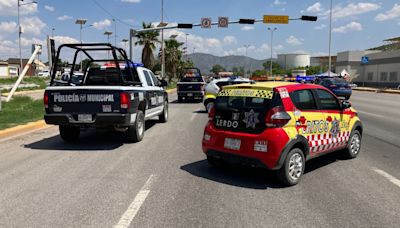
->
[243,109,259,129]
[330,118,341,138]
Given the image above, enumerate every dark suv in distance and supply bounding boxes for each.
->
[319,77,352,100]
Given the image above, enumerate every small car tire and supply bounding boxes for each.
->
[277,148,305,186]
[59,125,80,142]
[159,101,168,123]
[343,130,361,159]
[127,110,145,142]
[345,95,351,100]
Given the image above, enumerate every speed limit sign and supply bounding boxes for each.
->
[218,17,229,28]
[201,18,212,28]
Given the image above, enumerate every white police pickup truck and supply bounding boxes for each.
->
[44,43,168,142]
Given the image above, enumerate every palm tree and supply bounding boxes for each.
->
[134,22,160,69]
[163,39,184,82]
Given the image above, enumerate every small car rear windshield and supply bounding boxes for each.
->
[330,78,348,84]
[180,77,204,82]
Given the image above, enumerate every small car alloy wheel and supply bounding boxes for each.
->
[350,133,361,155]
[288,152,303,181]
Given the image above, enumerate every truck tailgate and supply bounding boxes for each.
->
[46,89,122,114]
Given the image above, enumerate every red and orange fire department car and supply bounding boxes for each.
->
[202,82,362,186]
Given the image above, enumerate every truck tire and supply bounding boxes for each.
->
[277,148,305,186]
[343,130,361,159]
[126,110,145,142]
[159,101,168,123]
[59,125,80,142]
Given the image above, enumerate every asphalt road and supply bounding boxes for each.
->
[0,91,399,228]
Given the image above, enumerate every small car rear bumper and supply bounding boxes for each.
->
[202,121,290,169]
[44,113,135,127]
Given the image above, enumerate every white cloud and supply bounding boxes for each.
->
[0,0,37,16]
[0,21,17,35]
[57,15,72,21]
[205,38,221,48]
[44,5,55,12]
[323,3,381,20]
[21,17,46,36]
[20,37,44,47]
[274,0,286,5]
[293,50,308,54]
[286,35,303,46]
[307,2,323,13]
[93,19,112,30]
[332,22,363,33]
[223,36,237,45]
[241,25,254,31]
[375,4,400,21]
[53,36,79,44]
[121,0,141,3]
[314,24,327,30]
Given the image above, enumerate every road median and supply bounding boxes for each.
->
[353,87,400,94]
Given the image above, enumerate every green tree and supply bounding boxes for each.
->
[162,39,184,82]
[134,22,160,69]
[210,64,226,75]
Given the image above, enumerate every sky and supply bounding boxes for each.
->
[0,0,400,62]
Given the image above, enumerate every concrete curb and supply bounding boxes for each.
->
[0,120,49,139]
[353,87,400,94]
[0,88,177,140]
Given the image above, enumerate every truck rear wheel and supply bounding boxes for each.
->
[159,101,168,123]
[59,125,80,142]
[126,110,145,142]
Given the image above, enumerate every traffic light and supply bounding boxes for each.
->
[301,16,318,21]
[239,19,255,24]
[177,23,193,29]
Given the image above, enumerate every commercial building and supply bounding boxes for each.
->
[0,58,44,78]
[336,50,400,88]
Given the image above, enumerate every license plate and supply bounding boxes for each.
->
[187,93,193,97]
[224,138,241,150]
[78,114,92,122]
[102,105,112,112]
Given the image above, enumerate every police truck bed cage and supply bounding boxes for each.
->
[50,43,141,86]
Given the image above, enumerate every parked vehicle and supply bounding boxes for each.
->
[177,68,205,102]
[202,82,362,186]
[44,43,168,142]
[319,77,352,100]
[38,70,50,77]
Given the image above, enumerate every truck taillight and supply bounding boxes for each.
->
[44,92,49,108]
[265,106,291,128]
[120,92,130,109]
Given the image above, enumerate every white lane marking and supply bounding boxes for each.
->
[373,168,400,188]
[190,108,202,122]
[113,174,157,228]
[357,111,384,118]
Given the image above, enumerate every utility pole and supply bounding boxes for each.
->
[113,18,117,46]
[104,31,113,58]
[268,27,277,78]
[51,28,55,38]
[161,0,165,79]
[185,33,189,60]
[328,0,333,76]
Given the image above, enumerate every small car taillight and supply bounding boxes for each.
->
[265,106,291,128]
[44,92,49,108]
[120,92,130,109]
[208,106,215,120]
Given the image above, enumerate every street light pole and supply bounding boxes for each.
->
[243,44,250,77]
[161,0,165,79]
[185,33,189,60]
[328,0,333,76]
[17,0,37,76]
[75,19,87,71]
[268,27,277,77]
[51,28,55,38]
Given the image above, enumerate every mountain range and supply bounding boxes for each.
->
[186,53,273,74]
